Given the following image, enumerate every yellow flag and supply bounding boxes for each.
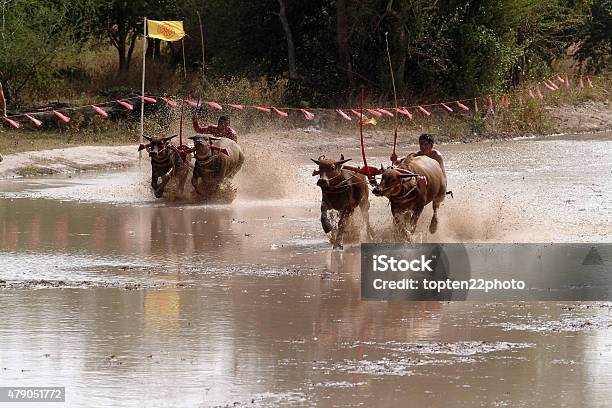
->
[147,20,185,42]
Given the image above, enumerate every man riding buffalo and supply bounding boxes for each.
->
[391,133,446,176]
[192,115,237,142]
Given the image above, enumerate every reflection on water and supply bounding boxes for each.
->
[0,134,611,406]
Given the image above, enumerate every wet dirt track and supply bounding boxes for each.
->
[0,133,611,407]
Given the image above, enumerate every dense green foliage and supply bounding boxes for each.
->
[0,0,609,107]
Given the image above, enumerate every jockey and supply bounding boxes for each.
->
[391,133,445,176]
[192,115,238,143]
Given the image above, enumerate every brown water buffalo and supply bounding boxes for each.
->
[312,155,374,249]
[140,134,182,198]
[372,155,446,241]
[189,135,244,197]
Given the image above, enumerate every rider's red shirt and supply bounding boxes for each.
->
[192,117,237,142]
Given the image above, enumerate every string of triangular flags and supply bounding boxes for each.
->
[0,73,600,130]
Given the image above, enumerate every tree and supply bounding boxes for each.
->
[0,0,97,105]
[575,0,611,72]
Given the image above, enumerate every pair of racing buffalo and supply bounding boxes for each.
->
[311,154,447,248]
[140,133,243,199]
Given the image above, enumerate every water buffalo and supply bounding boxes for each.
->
[312,155,374,249]
[189,135,244,197]
[141,134,182,198]
[372,155,446,241]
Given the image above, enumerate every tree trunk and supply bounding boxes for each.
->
[0,81,6,116]
[277,0,300,80]
[336,0,352,85]
[126,28,138,70]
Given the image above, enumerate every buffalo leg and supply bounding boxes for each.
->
[409,205,425,233]
[334,210,351,250]
[392,207,411,242]
[320,201,333,234]
[152,173,166,198]
[359,198,374,240]
[429,200,441,234]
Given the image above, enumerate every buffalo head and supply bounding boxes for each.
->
[143,134,177,158]
[372,167,418,198]
[311,154,351,188]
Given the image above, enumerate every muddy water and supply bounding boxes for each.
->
[0,133,611,407]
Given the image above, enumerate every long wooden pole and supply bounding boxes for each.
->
[385,32,399,161]
[359,86,371,177]
[140,17,148,163]
[196,10,205,86]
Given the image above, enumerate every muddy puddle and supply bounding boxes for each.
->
[0,133,611,406]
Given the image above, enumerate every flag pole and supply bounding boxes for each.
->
[196,10,206,87]
[140,17,148,163]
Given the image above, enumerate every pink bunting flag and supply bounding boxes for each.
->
[336,109,351,120]
[25,114,43,126]
[3,116,20,128]
[53,110,70,123]
[366,108,383,117]
[256,106,271,113]
[456,101,470,111]
[556,74,565,84]
[549,80,560,90]
[587,76,593,88]
[579,76,584,88]
[417,106,431,116]
[300,109,315,120]
[564,73,570,87]
[441,103,453,112]
[207,101,223,110]
[377,108,394,117]
[272,107,288,117]
[487,96,494,111]
[161,97,178,107]
[395,108,412,119]
[350,109,363,118]
[91,105,108,117]
[504,95,509,110]
[543,81,556,91]
[116,100,133,110]
[536,86,543,99]
[474,99,479,112]
[140,96,157,103]
[229,104,244,110]
[528,89,535,98]
[184,99,198,107]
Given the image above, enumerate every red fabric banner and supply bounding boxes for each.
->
[116,100,133,110]
[53,110,70,123]
[456,101,469,111]
[366,108,383,117]
[536,86,543,99]
[336,109,351,120]
[300,109,315,120]
[417,106,431,116]
[587,76,593,88]
[161,97,178,107]
[377,108,394,117]
[350,109,362,118]
[184,99,198,107]
[543,81,556,91]
[528,89,535,98]
[441,103,453,112]
[207,101,223,110]
[272,107,288,117]
[25,114,43,126]
[229,104,244,110]
[141,96,157,103]
[395,108,412,119]
[92,105,108,117]
[474,99,479,112]
[256,106,271,113]
[3,116,20,128]
[579,77,584,88]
